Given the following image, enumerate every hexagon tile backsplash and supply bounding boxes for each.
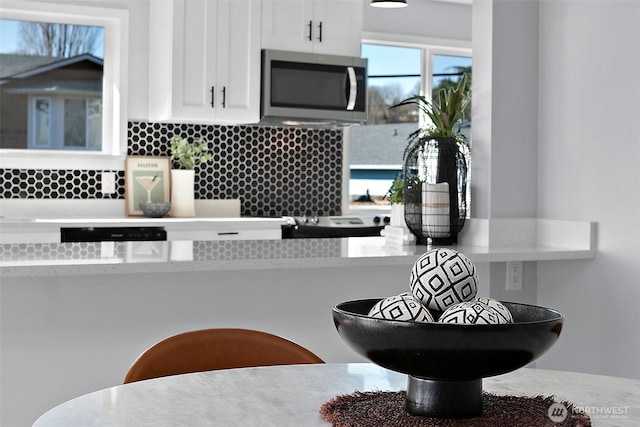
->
[0,121,343,217]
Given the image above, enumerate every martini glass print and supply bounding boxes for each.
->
[135,175,161,204]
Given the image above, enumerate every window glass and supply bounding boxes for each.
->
[0,17,104,151]
[433,54,472,131]
[87,98,102,150]
[348,44,421,210]
[362,44,421,125]
[347,44,471,213]
[64,98,87,148]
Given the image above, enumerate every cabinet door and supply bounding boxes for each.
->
[262,0,314,53]
[312,0,363,56]
[171,0,219,122]
[149,0,260,124]
[149,0,217,122]
[214,0,261,123]
[262,0,363,57]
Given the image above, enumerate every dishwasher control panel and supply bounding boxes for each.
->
[60,227,167,243]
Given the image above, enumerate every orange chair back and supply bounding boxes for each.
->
[124,328,324,384]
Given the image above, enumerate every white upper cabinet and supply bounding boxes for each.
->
[262,0,363,57]
[149,0,261,124]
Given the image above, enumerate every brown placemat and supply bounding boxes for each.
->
[319,391,591,427]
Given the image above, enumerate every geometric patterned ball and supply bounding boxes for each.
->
[409,248,479,312]
[368,294,435,323]
[438,301,505,325]
[475,297,514,324]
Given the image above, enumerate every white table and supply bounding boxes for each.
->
[33,363,640,426]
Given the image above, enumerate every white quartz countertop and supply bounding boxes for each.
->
[0,217,597,277]
[1,235,596,279]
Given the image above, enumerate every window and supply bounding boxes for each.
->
[0,1,128,170]
[1,18,104,151]
[346,42,471,213]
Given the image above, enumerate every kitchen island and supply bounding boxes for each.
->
[0,218,596,426]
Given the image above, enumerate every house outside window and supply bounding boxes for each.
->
[347,42,471,213]
[0,18,104,152]
[33,97,50,148]
[28,94,102,150]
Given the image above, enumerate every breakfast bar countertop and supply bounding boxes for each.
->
[1,218,597,278]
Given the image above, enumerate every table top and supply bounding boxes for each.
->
[33,363,640,427]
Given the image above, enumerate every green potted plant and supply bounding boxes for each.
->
[170,135,213,170]
[387,174,404,205]
[387,174,405,227]
[391,75,471,244]
[169,135,212,217]
[394,74,470,145]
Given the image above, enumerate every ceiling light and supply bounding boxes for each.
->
[370,0,408,8]
[370,0,407,7]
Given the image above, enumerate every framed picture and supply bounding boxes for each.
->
[125,156,171,216]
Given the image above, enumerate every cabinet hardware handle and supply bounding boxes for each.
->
[318,21,323,42]
[222,86,226,108]
[308,20,313,41]
[210,86,215,108]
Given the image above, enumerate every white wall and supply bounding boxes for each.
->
[471,0,542,342]
[472,0,640,380]
[535,0,640,378]
[363,0,471,41]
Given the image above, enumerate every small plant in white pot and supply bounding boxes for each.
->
[169,135,212,217]
[387,175,405,227]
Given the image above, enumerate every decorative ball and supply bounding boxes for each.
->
[438,301,506,325]
[368,294,434,323]
[409,248,478,311]
[476,297,513,324]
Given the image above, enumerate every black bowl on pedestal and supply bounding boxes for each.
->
[332,298,564,418]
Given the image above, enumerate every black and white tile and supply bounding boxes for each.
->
[0,122,344,217]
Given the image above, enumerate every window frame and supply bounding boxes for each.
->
[343,33,471,215]
[0,0,128,170]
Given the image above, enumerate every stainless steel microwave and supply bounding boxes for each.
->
[260,49,367,126]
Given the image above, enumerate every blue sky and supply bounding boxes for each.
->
[362,43,471,97]
[0,19,20,53]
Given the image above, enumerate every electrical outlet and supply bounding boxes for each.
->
[101,172,116,194]
[506,261,523,290]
